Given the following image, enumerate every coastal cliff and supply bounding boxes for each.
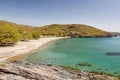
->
[0,61,119,80]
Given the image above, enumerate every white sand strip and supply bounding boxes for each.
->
[0,37,66,61]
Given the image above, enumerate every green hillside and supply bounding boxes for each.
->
[0,20,114,46]
[0,20,40,46]
[39,24,113,38]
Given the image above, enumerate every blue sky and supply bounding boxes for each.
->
[0,0,120,32]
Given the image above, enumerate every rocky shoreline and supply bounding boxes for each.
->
[0,61,119,80]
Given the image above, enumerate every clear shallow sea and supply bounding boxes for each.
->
[26,37,120,76]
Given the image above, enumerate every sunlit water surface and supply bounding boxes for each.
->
[26,37,120,76]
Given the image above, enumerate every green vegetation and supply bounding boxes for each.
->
[0,20,114,46]
[32,32,40,39]
[0,24,20,46]
[20,31,32,41]
[39,24,113,38]
[0,20,40,46]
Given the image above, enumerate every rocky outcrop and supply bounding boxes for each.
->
[106,52,120,56]
[0,61,119,80]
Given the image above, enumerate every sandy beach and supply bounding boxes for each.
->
[0,37,65,61]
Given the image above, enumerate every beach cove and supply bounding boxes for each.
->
[0,37,120,80]
[0,37,66,61]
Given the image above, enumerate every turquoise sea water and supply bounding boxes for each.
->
[26,37,120,76]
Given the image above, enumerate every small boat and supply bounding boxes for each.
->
[106,52,120,56]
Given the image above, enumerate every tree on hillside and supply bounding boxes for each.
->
[32,31,40,39]
[20,30,32,41]
[0,25,21,46]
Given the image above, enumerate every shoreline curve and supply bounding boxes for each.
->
[0,37,67,62]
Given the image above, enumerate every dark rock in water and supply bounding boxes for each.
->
[77,62,92,67]
[106,52,120,56]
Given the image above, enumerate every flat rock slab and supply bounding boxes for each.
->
[0,61,119,80]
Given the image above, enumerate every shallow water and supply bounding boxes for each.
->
[26,37,120,76]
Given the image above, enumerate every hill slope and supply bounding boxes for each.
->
[0,20,113,38]
[0,20,40,46]
[39,24,113,38]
